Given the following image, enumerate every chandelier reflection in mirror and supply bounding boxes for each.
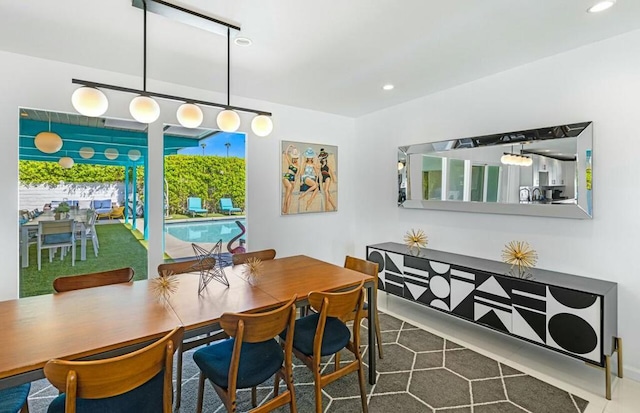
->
[71,0,273,136]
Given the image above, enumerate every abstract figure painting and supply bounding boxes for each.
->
[281,140,337,214]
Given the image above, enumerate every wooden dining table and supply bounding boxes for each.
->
[0,255,377,391]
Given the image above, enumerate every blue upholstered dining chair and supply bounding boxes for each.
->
[280,281,368,413]
[0,383,30,413]
[44,326,183,413]
[193,295,298,413]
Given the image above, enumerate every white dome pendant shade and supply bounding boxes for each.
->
[129,96,160,124]
[128,149,142,161]
[79,147,95,159]
[216,110,240,132]
[251,115,273,137]
[176,103,203,128]
[71,87,109,117]
[58,156,74,169]
[34,131,63,154]
[104,148,119,160]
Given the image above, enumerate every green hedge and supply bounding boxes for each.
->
[19,155,245,214]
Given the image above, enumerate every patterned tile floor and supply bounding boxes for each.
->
[26,312,588,412]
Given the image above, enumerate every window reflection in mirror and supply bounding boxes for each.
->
[398,122,593,219]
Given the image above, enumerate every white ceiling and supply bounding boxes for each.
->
[2,0,640,117]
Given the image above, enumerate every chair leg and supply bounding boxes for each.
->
[37,246,41,271]
[357,360,369,413]
[251,386,257,408]
[335,352,341,372]
[71,243,75,267]
[313,370,323,413]
[374,311,384,359]
[285,368,297,413]
[175,344,183,409]
[196,372,206,413]
[20,400,29,413]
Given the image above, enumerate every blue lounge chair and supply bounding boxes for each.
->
[187,197,208,217]
[219,198,242,215]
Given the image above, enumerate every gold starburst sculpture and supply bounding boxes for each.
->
[404,228,428,255]
[152,270,180,301]
[502,240,538,277]
[243,257,264,282]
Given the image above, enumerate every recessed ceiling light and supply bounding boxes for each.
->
[382,84,394,91]
[587,0,616,13]
[234,37,252,47]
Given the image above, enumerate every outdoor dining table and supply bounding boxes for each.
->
[20,209,90,268]
[0,255,377,391]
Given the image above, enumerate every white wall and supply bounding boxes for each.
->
[353,29,640,379]
[0,50,356,300]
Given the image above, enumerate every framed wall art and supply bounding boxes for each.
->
[281,140,337,215]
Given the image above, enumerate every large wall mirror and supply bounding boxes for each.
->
[398,122,593,219]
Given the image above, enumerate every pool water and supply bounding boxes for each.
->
[165,219,246,244]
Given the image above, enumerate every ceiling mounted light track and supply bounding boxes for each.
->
[70,0,273,136]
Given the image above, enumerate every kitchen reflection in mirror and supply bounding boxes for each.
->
[398,122,593,219]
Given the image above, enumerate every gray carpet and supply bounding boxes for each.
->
[26,313,588,412]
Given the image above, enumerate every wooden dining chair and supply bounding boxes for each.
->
[37,219,75,271]
[193,295,298,413]
[0,383,30,412]
[157,258,203,276]
[44,326,183,413]
[53,267,134,293]
[157,258,226,410]
[343,255,383,359]
[231,249,276,265]
[281,281,368,413]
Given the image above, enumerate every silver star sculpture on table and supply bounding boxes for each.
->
[191,241,229,294]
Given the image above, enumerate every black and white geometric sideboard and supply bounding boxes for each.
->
[366,242,622,399]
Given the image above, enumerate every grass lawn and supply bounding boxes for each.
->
[20,223,148,298]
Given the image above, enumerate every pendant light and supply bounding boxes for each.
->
[58,156,74,169]
[79,147,95,159]
[34,114,63,154]
[177,103,203,128]
[251,115,273,137]
[130,2,160,124]
[217,28,240,132]
[71,87,108,117]
[104,148,119,160]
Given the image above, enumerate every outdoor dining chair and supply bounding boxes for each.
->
[193,296,298,413]
[37,219,75,271]
[75,209,99,257]
[44,326,183,413]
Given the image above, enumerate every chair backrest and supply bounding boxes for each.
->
[39,219,74,236]
[157,259,202,276]
[219,198,233,208]
[44,326,183,413]
[232,249,277,265]
[187,197,202,209]
[53,267,135,293]
[220,295,297,343]
[308,281,365,320]
[344,256,378,278]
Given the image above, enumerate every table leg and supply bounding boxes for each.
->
[367,283,376,384]
[81,231,87,261]
[21,226,29,268]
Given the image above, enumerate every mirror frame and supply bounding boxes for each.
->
[399,122,593,219]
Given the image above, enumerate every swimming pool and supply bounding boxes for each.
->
[164,219,246,244]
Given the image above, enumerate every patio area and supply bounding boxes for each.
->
[20,221,148,298]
